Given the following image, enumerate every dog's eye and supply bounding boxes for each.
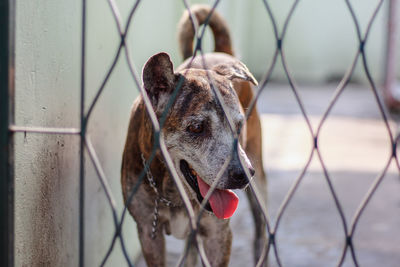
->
[187,123,204,134]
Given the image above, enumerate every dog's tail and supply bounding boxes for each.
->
[178,5,233,60]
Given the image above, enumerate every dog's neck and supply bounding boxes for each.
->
[138,101,156,160]
[123,98,165,187]
[123,98,187,206]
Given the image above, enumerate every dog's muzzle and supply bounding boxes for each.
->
[179,160,242,219]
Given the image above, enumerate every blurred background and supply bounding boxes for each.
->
[12,0,400,266]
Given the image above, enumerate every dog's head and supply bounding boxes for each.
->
[142,52,257,219]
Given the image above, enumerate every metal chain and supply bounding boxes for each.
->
[151,198,159,239]
[141,153,173,239]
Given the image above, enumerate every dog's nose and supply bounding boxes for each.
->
[229,169,249,182]
[228,168,250,189]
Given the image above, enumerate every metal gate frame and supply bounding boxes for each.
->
[0,0,15,266]
[0,0,85,265]
[0,0,87,265]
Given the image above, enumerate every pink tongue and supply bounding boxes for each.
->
[197,176,239,219]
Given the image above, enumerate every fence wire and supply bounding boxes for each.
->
[6,0,400,266]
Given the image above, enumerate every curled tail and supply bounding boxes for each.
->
[178,4,233,60]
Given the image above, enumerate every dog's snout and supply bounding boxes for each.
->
[223,146,256,189]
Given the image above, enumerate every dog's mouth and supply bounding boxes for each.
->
[179,160,239,219]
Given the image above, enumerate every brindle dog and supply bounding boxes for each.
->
[121,5,267,267]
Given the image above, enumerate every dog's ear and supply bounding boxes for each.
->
[142,52,175,110]
[212,61,258,86]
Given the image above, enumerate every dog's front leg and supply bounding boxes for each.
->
[183,235,199,267]
[137,221,166,267]
[199,214,232,267]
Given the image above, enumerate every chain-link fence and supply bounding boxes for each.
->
[3,0,400,266]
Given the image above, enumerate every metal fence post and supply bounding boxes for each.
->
[0,0,15,266]
[79,0,86,266]
[383,0,399,109]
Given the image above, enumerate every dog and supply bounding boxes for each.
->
[121,5,267,266]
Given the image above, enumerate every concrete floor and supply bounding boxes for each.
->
[136,84,400,266]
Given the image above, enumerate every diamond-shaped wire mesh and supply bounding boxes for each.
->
[8,0,400,266]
